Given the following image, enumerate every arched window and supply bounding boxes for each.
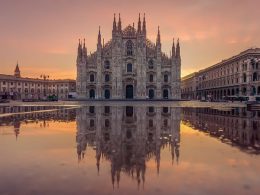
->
[89,89,95,99]
[253,72,258,81]
[252,86,256,95]
[242,87,247,95]
[164,74,168,83]
[163,89,169,99]
[251,59,256,69]
[104,60,110,69]
[105,74,110,82]
[90,74,95,82]
[126,40,133,56]
[127,63,133,72]
[236,88,239,95]
[148,89,154,99]
[243,73,247,83]
[104,89,110,99]
[149,74,153,82]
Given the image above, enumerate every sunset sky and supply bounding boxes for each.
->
[0,0,260,79]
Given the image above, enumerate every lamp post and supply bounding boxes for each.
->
[40,74,49,98]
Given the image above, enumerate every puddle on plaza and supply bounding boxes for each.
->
[0,103,259,195]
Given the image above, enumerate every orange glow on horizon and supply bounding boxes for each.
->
[1,0,260,79]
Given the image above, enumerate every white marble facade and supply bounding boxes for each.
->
[76,14,181,100]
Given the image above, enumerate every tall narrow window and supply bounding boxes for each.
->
[105,74,110,82]
[104,60,110,69]
[127,63,133,72]
[253,72,258,81]
[89,89,95,99]
[90,74,95,82]
[148,59,154,69]
[164,74,168,82]
[149,74,153,82]
[243,73,247,83]
[126,40,133,56]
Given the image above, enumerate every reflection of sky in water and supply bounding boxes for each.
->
[0,104,259,195]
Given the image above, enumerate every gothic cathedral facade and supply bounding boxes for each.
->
[76,14,181,100]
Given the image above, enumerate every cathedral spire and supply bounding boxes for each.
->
[77,39,82,61]
[113,13,117,33]
[172,38,176,58]
[142,13,146,36]
[156,26,161,46]
[97,26,102,46]
[78,39,81,52]
[82,38,87,59]
[118,13,122,33]
[137,13,141,33]
[176,38,180,59]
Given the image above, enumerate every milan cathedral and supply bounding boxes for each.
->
[76,14,181,100]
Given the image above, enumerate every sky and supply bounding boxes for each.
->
[0,0,260,79]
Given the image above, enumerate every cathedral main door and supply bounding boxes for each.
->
[125,85,133,99]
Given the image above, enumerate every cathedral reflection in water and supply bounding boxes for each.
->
[0,104,259,188]
[76,105,181,188]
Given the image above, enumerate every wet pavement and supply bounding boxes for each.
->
[0,101,259,195]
